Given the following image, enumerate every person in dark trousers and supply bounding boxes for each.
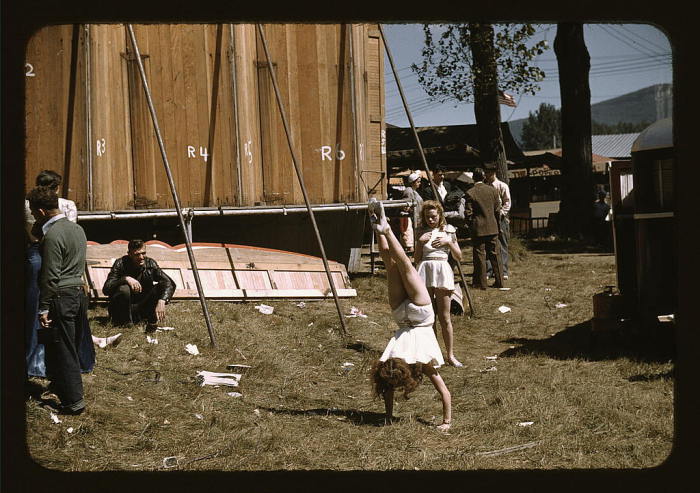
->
[28,186,94,415]
[102,239,175,332]
[465,168,504,290]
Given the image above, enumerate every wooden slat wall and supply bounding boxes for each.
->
[24,25,89,208]
[364,26,387,199]
[232,25,264,205]
[25,23,386,211]
[89,25,134,211]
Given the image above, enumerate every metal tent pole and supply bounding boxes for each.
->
[126,24,218,347]
[256,24,349,340]
[378,24,476,318]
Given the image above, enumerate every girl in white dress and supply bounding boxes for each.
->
[414,200,463,367]
[368,198,452,432]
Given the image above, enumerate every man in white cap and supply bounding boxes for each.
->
[401,171,424,252]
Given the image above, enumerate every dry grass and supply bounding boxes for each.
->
[24,239,674,472]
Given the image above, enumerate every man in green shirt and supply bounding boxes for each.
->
[27,186,93,415]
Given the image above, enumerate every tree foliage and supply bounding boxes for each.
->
[521,103,561,150]
[521,102,652,151]
[411,24,547,105]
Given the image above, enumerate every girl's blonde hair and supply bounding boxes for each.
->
[420,200,446,230]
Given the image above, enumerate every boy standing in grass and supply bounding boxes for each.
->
[28,186,93,415]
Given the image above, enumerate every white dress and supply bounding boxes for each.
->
[417,226,456,291]
[380,299,444,368]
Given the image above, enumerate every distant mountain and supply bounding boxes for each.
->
[507,83,672,145]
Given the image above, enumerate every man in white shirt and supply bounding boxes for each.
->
[484,163,511,279]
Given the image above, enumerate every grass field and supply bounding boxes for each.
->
[24,238,674,472]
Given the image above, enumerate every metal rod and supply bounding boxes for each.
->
[379,24,475,318]
[77,200,410,221]
[126,24,218,347]
[257,23,349,340]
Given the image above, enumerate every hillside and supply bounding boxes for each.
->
[507,83,672,145]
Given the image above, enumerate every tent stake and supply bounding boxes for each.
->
[126,24,218,347]
[257,24,349,340]
[379,24,476,318]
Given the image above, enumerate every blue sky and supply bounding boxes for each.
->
[381,23,673,127]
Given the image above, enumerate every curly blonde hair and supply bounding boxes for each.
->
[371,358,424,400]
[420,200,446,230]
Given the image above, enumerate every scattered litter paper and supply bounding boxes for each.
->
[185,344,200,355]
[498,287,511,291]
[50,413,61,424]
[127,396,134,401]
[227,392,243,398]
[253,409,261,416]
[485,355,498,360]
[346,306,367,318]
[498,306,511,314]
[518,421,535,427]
[146,335,158,344]
[196,370,241,387]
[657,314,675,323]
[255,304,274,315]
[163,419,170,425]
[195,413,204,420]
[67,427,74,433]
[296,302,306,308]
[342,362,355,368]
[555,303,567,309]
[308,322,314,326]
[157,326,176,331]
[545,288,552,292]
[163,456,178,468]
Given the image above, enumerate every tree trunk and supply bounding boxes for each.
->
[468,23,508,183]
[554,23,593,239]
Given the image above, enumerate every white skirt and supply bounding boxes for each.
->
[417,259,455,291]
[380,325,444,368]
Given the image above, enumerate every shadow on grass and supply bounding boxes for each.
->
[524,237,613,255]
[345,341,382,357]
[499,319,675,364]
[256,405,391,427]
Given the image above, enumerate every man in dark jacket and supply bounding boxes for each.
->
[28,186,94,415]
[465,168,504,289]
[103,239,175,331]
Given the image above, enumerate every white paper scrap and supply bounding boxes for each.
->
[342,362,355,368]
[185,344,200,355]
[227,392,243,398]
[254,409,261,416]
[498,287,511,291]
[163,456,178,468]
[481,366,497,373]
[146,335,158,344]
[485,355,498,360]
[555,303,567,309]
[296,302,306,308]
[346,306,367,318]
[127,396,134,401]
[157,326,176,331]
[518,421,535,427]
[67,427,74,433]
[50,413,61,424]
[196,370,242,387]
[498,306,511,313]
[195,413,204,420]
[255,304,274,315]
[657,314,675,323]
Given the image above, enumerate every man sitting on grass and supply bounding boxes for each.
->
[102,239,175,332]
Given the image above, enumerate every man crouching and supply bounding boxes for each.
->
[102,239,175,332]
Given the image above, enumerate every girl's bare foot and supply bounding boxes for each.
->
[447,356,464,368]
[436,421,451,432]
